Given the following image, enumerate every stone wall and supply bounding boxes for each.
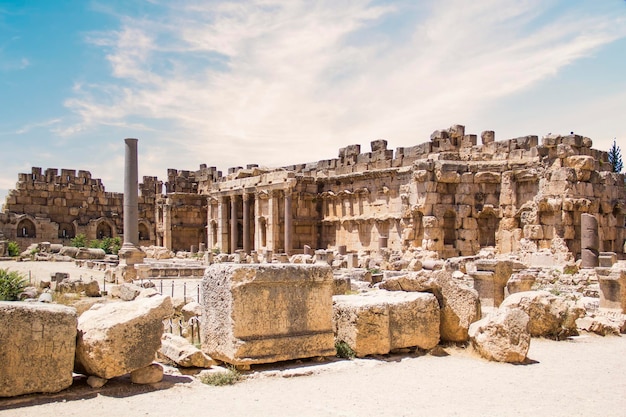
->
[0,167,159,250]
[2,125,624,261]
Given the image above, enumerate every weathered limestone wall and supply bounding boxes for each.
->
[0,167,158,250]
[2,125,624,262]
[201,125,624,260]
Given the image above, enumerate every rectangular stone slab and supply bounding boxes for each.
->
[202,264,335,365]
[0,302,77,397]
[333,291,440,357]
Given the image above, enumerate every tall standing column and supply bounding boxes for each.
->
[163,202,172,250]
[123,138,139,246]
[118,138,145,282]
[217,196,229,252]
[230,195,238,254]
[284,189,293,255]
[243,193,250,254]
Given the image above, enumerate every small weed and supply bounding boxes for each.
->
[335,340,356,359]
[199,366,241,386]
[52,292,82,305]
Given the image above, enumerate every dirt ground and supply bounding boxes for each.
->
[1,260,626,417]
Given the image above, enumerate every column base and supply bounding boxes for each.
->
[117,243,146,283]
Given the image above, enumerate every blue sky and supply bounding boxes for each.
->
[1,0,626,209]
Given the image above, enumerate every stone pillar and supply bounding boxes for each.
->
[217,196,229,253]
[268,191,278,251]
[581,213,599,268]
[118,138,145,282]
[254,193,261,251]
[284,189,293,255]
[243,193,250,254]
[230,195,238,254]
[123,138,139,246]
[163,203,172,250]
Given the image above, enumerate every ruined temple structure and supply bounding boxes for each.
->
[1,125,625,262]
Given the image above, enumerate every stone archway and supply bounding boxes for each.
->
[17,218,36,238]
[138,223,150,241]
[96,221,113,239]
[58,223,75,239]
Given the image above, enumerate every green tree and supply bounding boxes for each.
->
[608,139,623,173]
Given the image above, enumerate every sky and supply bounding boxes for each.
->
[1,0,626,210]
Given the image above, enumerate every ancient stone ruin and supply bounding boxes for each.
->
[1,125,626,399]
[1,125,624,263]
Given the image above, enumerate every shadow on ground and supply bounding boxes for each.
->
[0,373,194,411]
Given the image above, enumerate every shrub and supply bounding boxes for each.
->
[87,237,122,254]
[71,234,87,248]
[199,366,241,386]
[7,241,20,257]
[0,269,28,301]
[335,340,356,359]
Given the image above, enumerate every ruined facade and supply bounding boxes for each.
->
[2,125,625,262]
[0,168,160,249]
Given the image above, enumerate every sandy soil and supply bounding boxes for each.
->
[1,260,625,417]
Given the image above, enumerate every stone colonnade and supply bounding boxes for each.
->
[209,186,296,255]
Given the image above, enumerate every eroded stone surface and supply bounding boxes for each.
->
[201,263,335,366]
[469,307,530,363]
[500,291,583,338]
[333,290,440,357]
[75,295,173,379]
[0,302,77,397]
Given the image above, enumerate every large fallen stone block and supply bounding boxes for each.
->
[431,271,481,343]
[469,307,530,363]
[379,270,480,343]
[159,333,216,368]
[202,264,335,366]
[75,295,174,379]
[500,291,583,338]
[0,302,77,397]
[333,291,440,357]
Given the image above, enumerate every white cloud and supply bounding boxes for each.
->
[59,0,626,171]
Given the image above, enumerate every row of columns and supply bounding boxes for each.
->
[219,188,293,255]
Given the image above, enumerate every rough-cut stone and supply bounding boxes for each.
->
[130,363,164,384]
[84,280,101,297]
[598,269,626,312]
[469,307,530,363]
[506,271,536,296]
[202,264,335,366]
[500,291,583,338]
[380,270,480,343]
[333,291,440,357]
[86,375,108,388]
[379,273,435,292]
[431,271,481,342]
[75,295,174,379]
[181,301,202,322]
[159,333,216,368]
[0,302,77,397]
[576,316,624,336]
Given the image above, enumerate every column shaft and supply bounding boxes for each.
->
[123,138,139,246]
[284,189,293,254]
[230,195,238,254]
[243,193,250,254]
